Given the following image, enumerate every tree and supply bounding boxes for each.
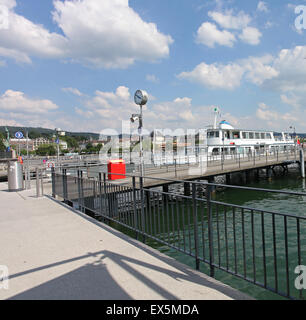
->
[61,136,79,150]
[35,144,56,156]
[28,131,41,139]
[0,133,6,151]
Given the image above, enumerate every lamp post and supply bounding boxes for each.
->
[132,90,148,177]
[54,128,61,166]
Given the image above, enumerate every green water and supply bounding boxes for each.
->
[155,170,306,300]
[108,168,306,300]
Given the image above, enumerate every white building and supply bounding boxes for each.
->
[59,140,68,150]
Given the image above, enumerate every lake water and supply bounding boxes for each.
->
[151,166,306,300]
[106,165,306,300]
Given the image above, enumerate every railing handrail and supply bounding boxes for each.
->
[69,170,306,198]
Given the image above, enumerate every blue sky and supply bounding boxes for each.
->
[0,0,306,133]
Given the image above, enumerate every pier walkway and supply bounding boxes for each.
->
[0,182,249,300]
[113,151,301,188]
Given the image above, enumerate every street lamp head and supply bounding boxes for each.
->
[130,114,140,123]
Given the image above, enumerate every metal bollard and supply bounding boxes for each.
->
[40,169,44,196]
[36,168,41,198]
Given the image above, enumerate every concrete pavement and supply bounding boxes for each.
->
[0,182,251,300]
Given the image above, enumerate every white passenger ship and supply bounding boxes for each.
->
[205,120,295,156]
[151,108,296,165]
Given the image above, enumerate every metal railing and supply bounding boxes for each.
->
[0,151,13,159]
[51,168,306,300]
[132,147,302,177]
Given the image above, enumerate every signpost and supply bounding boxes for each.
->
[15,131,24,156]
[15,131,24,139]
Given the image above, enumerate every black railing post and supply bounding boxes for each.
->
[103,172,109,223]
[51,167,56,198]
[62,168,67,202]
[99,173,103,216]
[206,184,215,277]
[77,170,81,210]
[192,183,200,270]
[80,170,84,212]
[139,176,146,243]
[132,176,139,240]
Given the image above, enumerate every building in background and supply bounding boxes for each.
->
[10,138,52,151]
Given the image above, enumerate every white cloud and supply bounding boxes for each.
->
[0,88,65,129]
[0,117,22,127]
[0,0,16,9]
[208,10,251,30]
[241,55,279,85]
[177,55,278,90]
[202,10,262,47]
[146,74,159,83]
[0,0,173,68]
[256,102,298,127]
[239,27,262,45]
[81,86,140,130]
[196,22,236,48]
[62,87,83,96]
[178,62,244,90]
[264,46,306,92]
[0,1,66,63]
[280,94,301,109]
[0,90,59,113]
[178,45,306,91]
[257,1,268,13]
[264,21,273,29]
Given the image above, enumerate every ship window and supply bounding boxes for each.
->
[261,133,265,139]
[255,133,260,139]
[242,132,249,139]
[208,131,219,138]
[233,132,240,139]
[249,132,254,139]
[266,133,272,139]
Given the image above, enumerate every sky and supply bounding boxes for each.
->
[0,0,306,134]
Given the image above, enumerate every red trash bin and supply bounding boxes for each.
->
[108,159,126,180]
